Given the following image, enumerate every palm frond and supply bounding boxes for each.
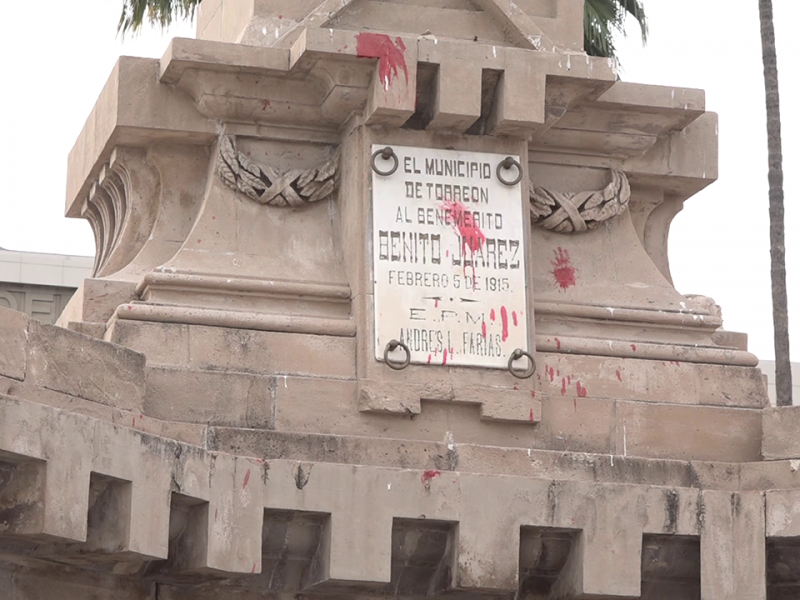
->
[584,0,648,59]
[117,0,199,36]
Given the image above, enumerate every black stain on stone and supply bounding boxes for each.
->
[664,489,679,534]
[295,463,312,490]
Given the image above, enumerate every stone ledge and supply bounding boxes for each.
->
[0,394,775,597]
[26,319,145,412]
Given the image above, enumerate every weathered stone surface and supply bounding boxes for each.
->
[701,490,766,600]
[145,366,273,428]
[616,402,762,462]
[762,406,800,460]
[0,307,28,381]
[26,320,145,412]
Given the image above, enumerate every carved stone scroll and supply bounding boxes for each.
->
[529,170,630,233]
[218,135,340,207]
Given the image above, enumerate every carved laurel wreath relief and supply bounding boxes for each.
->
[218,135,340,207]
[529,170,630,233]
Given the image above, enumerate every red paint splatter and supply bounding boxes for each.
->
[512,311,518,326]
[547,366,555,382]
[427,354,432,364]
[446,249,450,257]
[576,381,588,397]
[490,309,496,321]
[616,369,622,381]
[555,337,562,350]
[561,378,567,396]
[242,469,251,490]
[262,99,270,110]
[212,215,216,220]
[197,239,202,243]
[513,385,519,391]
[500,306,509,341]
[443,348,448,365]
[481,320,487,338]
[356,33,409,90]
[434,299,439,308]
[529,408,535,422]
[278,14,283,19]
[631,344,637,352]
[530,390,536,398]
[421,470,441,484]
[442,197,487,280]
[551,247,576,290]
[127,305,132,310]
[567,376,572,385]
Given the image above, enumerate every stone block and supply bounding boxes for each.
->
[187,326,356,379]
[0,395,94,542]
[701,490,766,600]
[26,320,145,412]
[766,489,800,538]
[106,319,190,367]
[762,406,800,460]
[145,366,273,428]
[0,306,28,381]
[616,402,762,462]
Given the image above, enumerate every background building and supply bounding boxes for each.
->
[0,247,93,324]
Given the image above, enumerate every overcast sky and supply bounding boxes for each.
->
[0,1,797,361]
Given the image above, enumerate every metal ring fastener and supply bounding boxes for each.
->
[496,156,523,186]
[371,147,399,177]
[384,339,411,370]
[507,348,536,379]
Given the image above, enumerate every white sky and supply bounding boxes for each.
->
[0,1,797,361]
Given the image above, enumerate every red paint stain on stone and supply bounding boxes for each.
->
[356,33,409,89]
[567,376,572,385]
[529,408,535,422]
[242,469,251,490]
[561,378,566,396]
[500,306,509,341]
[555,337,562,350]
[427,354,432,364]
[481,320,487,338]
[442,348,448,365]
[212,215,216,220]
[421,470,441,484]
[631,344,637,352]
[616,369,622,381]
[434,298,439,308]
[490,309,496,321]
[551,247,576,290]
[512,311,518,326]
[127,305,132,310]
[197,239,202,243]
[513,385,519,391]
[576,381,588,397]
[530,390,536,398]
[252,563,257,573]
[442,197,487,272]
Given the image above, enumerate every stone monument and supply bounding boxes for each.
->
[2,0,800,598]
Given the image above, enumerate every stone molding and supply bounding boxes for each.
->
[530,169,631,233]
[218,135,340,207]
